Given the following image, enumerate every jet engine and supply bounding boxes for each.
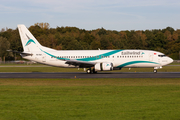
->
[94,62,113,71]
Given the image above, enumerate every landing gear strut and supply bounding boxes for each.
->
[93,68,97,74]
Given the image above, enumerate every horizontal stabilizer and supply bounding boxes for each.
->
[7,50,33,56]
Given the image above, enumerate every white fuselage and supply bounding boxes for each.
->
[22,49,173,69]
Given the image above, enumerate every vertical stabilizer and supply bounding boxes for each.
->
[18,24,42,52]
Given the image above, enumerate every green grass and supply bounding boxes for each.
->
[0,61,180,72]
[0,78,180,120]
[0,65,180,72]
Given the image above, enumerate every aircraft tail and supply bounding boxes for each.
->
[18,24,42,52]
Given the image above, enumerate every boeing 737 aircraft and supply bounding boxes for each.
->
[16,24,173,73]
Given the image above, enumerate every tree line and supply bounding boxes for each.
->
[0,22,180,61]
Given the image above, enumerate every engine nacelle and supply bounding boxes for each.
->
[94,62,113,71]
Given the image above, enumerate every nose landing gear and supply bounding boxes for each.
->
[153,69,157,73]
[153,66,162,73]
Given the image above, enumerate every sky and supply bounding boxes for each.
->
[0,0,180,31]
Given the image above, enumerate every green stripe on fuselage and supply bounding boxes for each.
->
[117,61,159,68]
[40,49,70,60]
[76,50,123,61]
[41,49,123,62]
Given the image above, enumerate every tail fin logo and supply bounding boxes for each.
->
[25,39,36,46]
[25,34,36,46]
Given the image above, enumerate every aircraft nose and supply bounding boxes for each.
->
[168,57,173,64]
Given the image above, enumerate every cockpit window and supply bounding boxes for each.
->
[158,55,166,57]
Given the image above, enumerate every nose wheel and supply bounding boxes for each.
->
[153,69,157,73]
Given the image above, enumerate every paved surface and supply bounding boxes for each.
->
[0,72,180,78]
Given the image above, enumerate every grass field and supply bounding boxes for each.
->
[0,78,180,120]
[0,65,180,72]
[0,61,180,73]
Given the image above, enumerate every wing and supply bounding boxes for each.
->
[65,59,96,68]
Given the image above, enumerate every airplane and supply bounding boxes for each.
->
[16,24,173,73]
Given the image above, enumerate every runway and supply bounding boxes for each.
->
[0,72,180,78]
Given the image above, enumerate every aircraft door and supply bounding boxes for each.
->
[149,53,153,61]
[42,54,46,62]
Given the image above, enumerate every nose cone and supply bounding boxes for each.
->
[168,57,173,64]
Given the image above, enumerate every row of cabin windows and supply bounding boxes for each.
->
[51,56,144,59]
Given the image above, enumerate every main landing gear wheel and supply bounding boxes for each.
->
[153,69,157,73]
[86,69,91,74]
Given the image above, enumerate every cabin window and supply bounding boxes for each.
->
[158,55,166,57]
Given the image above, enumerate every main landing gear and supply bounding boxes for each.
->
[86,69,91,74]
[86,68,97,74]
